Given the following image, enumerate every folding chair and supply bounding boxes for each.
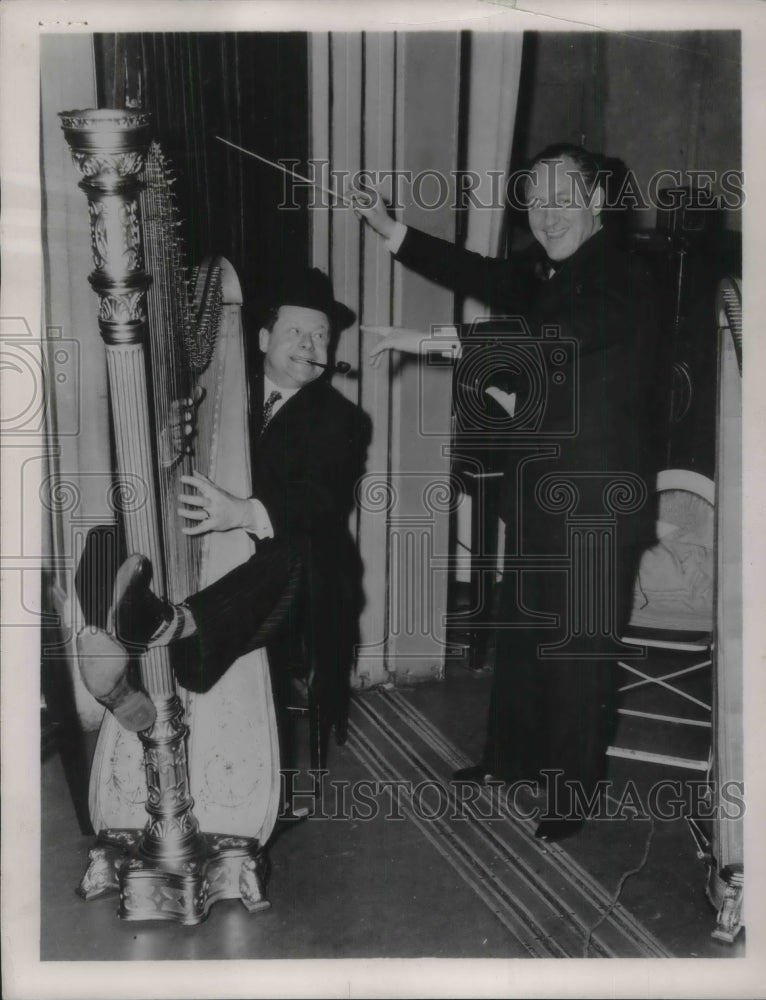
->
[607,469,715,771]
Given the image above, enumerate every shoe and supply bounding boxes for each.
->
[107,554,172,650]
[534,817,584,842]
[76,627,156,732]
[451,763,493,784]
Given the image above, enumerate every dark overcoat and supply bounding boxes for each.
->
[180,366,370,705]
[395,223,667,793]
[397,225,665,546]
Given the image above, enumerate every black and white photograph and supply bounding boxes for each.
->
[2,1,765,996]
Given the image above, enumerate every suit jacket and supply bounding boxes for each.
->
[395,225,667,549]
[248,366,369,552]
[177,362,369,696]
[247,363,370,671]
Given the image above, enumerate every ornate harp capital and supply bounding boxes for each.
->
[59,108,152,346]
[59,108,151,187]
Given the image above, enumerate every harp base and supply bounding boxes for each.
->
[77,827,270,924]
[708,865,744,944]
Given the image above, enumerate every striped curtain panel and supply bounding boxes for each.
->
[309,33,522,685]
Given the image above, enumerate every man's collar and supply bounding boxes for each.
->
[263,374,300,402]
[541,226,609,278]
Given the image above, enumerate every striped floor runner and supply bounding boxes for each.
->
[346,687,671,959]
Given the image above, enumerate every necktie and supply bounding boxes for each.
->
[261,389,282,434]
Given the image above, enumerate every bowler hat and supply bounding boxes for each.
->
[271,268,355,332]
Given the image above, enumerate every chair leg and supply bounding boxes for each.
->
[334,706,349,747]
[617,658,712,711]
[307,684,341,775]
[307,691,324,773]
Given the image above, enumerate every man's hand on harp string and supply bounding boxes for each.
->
[178,470,254,536]
[159,388,204,467]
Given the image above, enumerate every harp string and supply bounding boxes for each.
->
[139,141,223,603]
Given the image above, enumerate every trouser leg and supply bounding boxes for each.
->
[542,657,617,818]
[301,558,354,758]
[484,619,547,783]
[538,542,642,818]
[174,537,304,693]
[481,540,642,803]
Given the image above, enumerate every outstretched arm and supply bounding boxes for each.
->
[350,187,397,241]
[364,325,461,368]
[350,187,528,307]
[364,326,515,416]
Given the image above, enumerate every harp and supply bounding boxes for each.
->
[60,109,281,923]
[708,275,744,942]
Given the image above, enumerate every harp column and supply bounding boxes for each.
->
[58,109,208,902]
[60,109,270,925]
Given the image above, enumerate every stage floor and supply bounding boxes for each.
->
[41,657,744,961]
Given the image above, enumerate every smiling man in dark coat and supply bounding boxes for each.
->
[356,144,666,840]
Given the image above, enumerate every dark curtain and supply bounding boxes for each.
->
[94,32,310,329]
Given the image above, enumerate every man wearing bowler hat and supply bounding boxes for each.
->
[78,268,369,759]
